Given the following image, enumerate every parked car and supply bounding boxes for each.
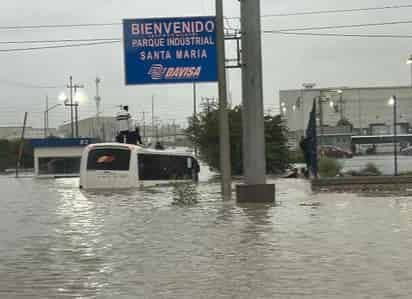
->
[319,145,353,158]
[400,146,412,156]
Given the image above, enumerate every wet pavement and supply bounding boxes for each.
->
[1,175,412,298]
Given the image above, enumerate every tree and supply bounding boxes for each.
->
[186,105,289,175]
[0,139,34,171]
[336,118,353,129]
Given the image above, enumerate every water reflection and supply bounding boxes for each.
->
[52,187,107,297]
[1,178,412,298]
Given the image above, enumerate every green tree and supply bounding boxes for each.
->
[0,139,34,171]
[186,105,289,175]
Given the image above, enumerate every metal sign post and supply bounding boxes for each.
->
[237,0,275,202]
[216,0,232,200]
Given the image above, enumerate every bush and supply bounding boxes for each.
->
[289,150,305,163]
[186,105,290,175]
[319,157,342,177]
[361,163,381,176]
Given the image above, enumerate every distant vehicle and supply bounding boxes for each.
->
[400,146,412,156]
[319,145,353,158]
[80,143,200,190]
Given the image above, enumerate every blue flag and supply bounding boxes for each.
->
[306,99,318,177]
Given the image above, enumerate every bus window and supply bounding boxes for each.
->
[138,154,193,180]
[87,148,131,171]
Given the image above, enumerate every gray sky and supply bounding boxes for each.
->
[1,0,412,128]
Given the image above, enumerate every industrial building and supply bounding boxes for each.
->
[0,126,57,140]
[279,85,412,150]
[58,116,187,145]
[58,116,119,141]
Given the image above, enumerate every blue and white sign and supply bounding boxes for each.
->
[123,16,217,85]
[30,138,96,148]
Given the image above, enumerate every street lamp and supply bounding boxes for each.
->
[388,95,398,176]
[281,102,287,115]
[406,55,412,86]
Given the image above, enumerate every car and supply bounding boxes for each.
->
[400,146,412,156]
[319,145,353,158]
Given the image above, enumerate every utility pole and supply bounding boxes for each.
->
[152,95,155,142]
[44,95,49,138]
[193,82,198,157]
[141,111,146,142]
[238,0,275,202]
[74,87,79,138]
[392,95,398,176]
[216,0,232,200]
[68,76,74,137]
[172,119,177,147]
[66,76,84,138]
[318,92,325,138]
[156,119,160,141]
[16,112,28,178]
[95,77,101,139]
[202,97,214,114]
[167,123,170,144]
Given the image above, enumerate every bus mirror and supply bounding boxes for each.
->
[187,157,192,168]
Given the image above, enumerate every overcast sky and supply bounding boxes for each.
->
[1,0,412,128]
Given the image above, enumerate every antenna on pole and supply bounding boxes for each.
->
[95,77,101,117]
[95,76,101,139]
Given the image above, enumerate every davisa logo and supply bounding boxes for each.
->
[148,64,166,80]
[148,64,202,81]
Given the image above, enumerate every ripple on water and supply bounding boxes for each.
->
[0,177,412,298]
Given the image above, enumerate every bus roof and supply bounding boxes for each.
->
[86,143,195,157]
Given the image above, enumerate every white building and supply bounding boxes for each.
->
[0,126,58,140]
[58,116,187,144]
[31,138,94,177]
[58,116,118,141]
[279,85,412,148]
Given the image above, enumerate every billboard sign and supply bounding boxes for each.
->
[123,16,217,85]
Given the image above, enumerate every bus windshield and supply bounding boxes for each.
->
[87,148,131,171]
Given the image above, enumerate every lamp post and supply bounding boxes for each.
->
[336,89,344,121]
[407,55,412,86]
[388,96,398,176]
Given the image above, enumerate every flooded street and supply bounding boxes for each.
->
[1,174,412,298]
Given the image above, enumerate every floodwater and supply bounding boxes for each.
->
[1,172,412,298]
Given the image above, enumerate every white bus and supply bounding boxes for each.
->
[79,143,199,190]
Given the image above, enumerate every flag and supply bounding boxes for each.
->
[306,99,318,178]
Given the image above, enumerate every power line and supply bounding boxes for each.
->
[0,22,121,30]
[0,40,121,52]
[0,21,410,48]
[226,4,412,19]
[0,3,409,31]
[271,20,412,32]
[0,79,63,89]
[266,31,412,39]
[0,38,121,45]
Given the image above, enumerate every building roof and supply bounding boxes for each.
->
[280,85,412,93]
